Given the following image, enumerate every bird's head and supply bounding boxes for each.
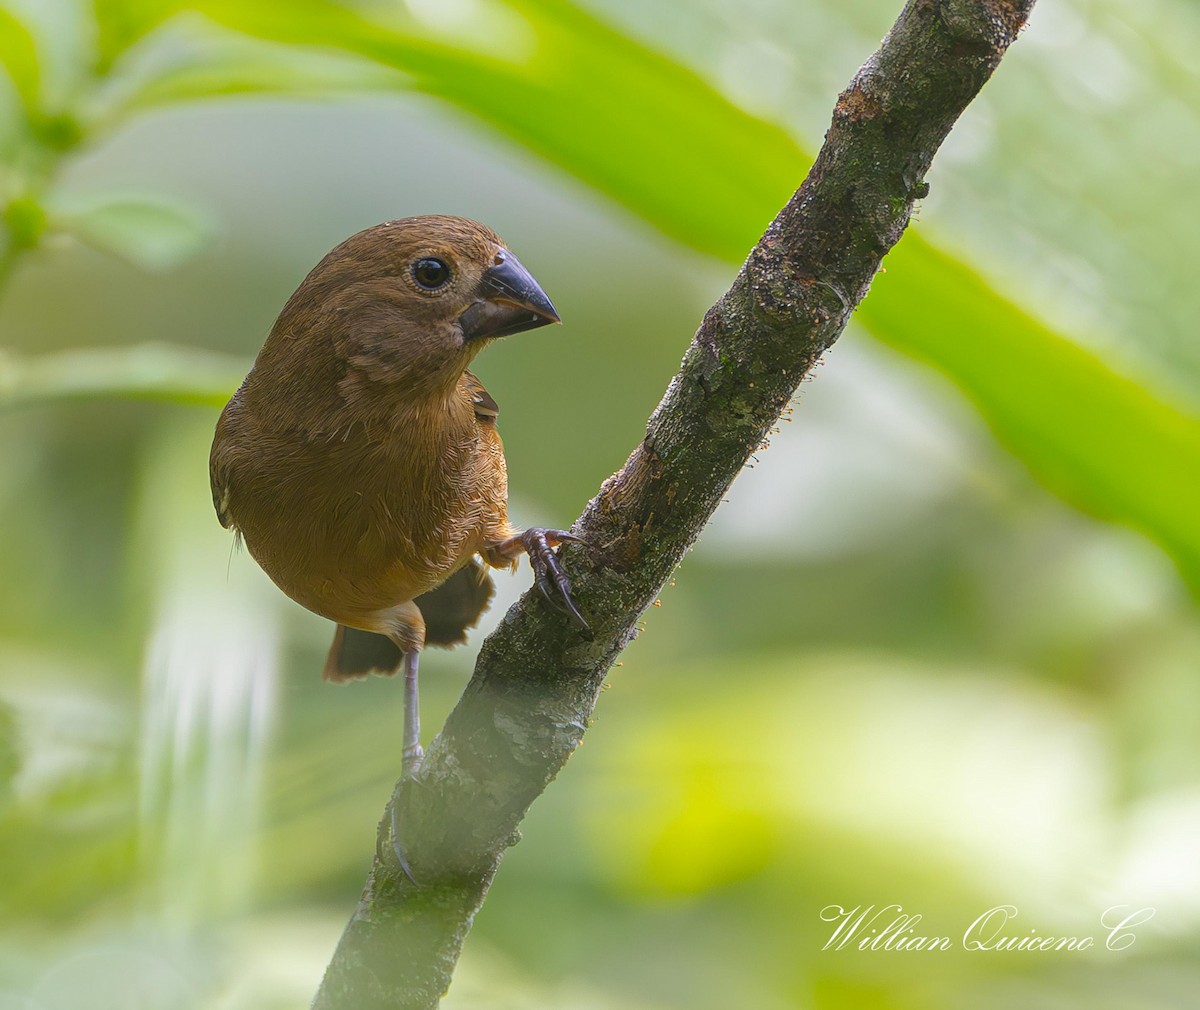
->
[268,214,560,402]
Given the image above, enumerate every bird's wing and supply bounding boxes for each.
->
[210,394,244,530]
[462,370,499,420]
[416,558,497,646]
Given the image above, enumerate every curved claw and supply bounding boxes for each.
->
[520,528,591,635]
[389,803,419,885]
[374,796,419,885]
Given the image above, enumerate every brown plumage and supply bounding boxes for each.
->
[209,215,586,767]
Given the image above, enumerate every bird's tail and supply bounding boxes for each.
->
[323,626,403,682]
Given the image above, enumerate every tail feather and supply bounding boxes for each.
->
[322,561,498,682]
[323,625,402,682]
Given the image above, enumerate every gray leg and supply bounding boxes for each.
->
[380,650,423,886]
[402,649,424,773]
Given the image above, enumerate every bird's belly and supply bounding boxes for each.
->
[238,488,486,628]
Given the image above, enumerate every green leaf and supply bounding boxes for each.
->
[185,0,800,260]
[863,237,1200,588]
[91,0,187,68]
[0,343,246,409]
[1,193,46,251]
[50,192,215,271]
[0,3,42,118]
[113,36,410,113]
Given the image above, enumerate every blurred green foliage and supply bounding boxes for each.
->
[1,0,1198,1008]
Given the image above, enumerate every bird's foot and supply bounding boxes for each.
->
[402,740,424,775]
[380,751,425,885]
[519,528,590,634]
[388,802,419,886]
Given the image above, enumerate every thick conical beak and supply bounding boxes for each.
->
[458,249,560,342]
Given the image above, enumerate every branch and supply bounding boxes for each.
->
[312,1,1035,1006]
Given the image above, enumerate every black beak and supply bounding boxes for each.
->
[458,250,560,342]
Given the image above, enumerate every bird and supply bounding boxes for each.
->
[209,215,588,776]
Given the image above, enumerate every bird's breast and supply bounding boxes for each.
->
[225,411,507,625]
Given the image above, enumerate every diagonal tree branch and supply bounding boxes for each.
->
[312,1,1036,1006]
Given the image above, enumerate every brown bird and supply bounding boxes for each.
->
[209,215,587,772]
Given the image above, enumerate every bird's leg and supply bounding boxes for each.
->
[402,648,424,773]
[484,529,589,632]
[386,646,424,885]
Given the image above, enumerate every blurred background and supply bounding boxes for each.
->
[2,0,1199,1007]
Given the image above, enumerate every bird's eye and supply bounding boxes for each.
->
[412,257,452,290]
